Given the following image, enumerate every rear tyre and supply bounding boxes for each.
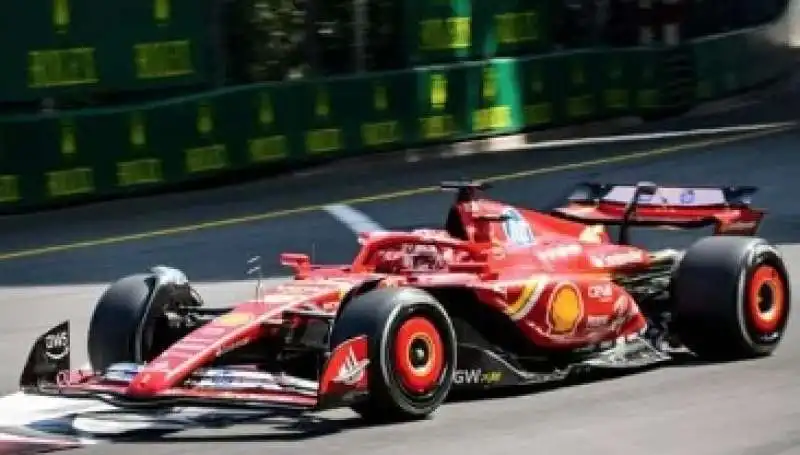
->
[330,287,457,423]
[87,274,178,371]
[672,236,791,360]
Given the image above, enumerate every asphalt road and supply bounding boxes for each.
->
[0,120,799,455]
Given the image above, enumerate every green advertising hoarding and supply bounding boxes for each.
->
[403,0,552,66]
[472,0,551,60]
[0,0,215,103]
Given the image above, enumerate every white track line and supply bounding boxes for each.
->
[507,121,796,151]
[323,204,386,234]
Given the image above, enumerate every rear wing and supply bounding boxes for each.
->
[550,182,765,242]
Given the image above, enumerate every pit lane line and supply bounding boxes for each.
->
[0,123,791,263]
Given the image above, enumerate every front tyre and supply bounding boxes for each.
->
[672,236,791,360]
[330,287,457,423]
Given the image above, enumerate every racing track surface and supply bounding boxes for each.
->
[1,121,800,454]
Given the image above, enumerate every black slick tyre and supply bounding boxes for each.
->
[87,274,171,371]
[672,236,791,360]
[330,287,457,423]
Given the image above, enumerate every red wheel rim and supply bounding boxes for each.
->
[393,316,445,395]
[747,265,787,333]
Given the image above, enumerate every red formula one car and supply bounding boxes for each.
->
[20,181,791,422]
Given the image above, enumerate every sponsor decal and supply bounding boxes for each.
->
[215,312,254,327]
[44,330,69,361]
[453,369,502,385]
[216,338,251,357]
[588,282,613,301]
[501,207,535,246]
[586,315,610,328]
[536,244,583,262]
[547,282,584,335]
[679,189,695,204]
[504,276,548,321]
[333,347,369,385]
[527,368,570,383]
[589,250,645,268]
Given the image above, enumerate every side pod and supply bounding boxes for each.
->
[19,321,71,391]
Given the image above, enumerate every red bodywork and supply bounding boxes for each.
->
[40,183,765,410]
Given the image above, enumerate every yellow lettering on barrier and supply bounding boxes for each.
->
[604,89,629,109]
[47,167,94,198]
[472,106,511,132]
[154,0,170,22]
[60,119,76,156]
[568,95,593,118]
[196,103,213,135]
[185,145,227,173]
[315,88,330,118]
[420,17,470,51]
[306,129,341,154]
[525,67,550,126]
[249,136,288,162]
[52,0,70,31]
[362,82,399,147]
[637,89,659,108]
[134,40,193,79]
[130,112,147,147]
[495,11,538,44]
[430,73,448,109]
[0,175,20,203]
[259,93,274,125]
[524,103,551,126]
[362,121,400,147]
[420,115,454,140]
[473,66,510,132]
[117,159,162,187]
[28,48,97,88]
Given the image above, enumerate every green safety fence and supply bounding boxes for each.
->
[0,27,790,212]
[0,0,217,103]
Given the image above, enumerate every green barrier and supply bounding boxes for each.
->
[692,26,790,103]
[518,54,559,130]
[465,59,524,136]
[0,0,216,103]
[0,31,787,212]
[347,71,413,152]
[411,65,470,142]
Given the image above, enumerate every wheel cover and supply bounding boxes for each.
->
[393,316,445,395]
[747,265,787,334]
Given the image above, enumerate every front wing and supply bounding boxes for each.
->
[19,321,370,412]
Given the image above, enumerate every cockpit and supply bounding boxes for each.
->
[354,230,481,274]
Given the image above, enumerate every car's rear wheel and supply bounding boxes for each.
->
[672,236,791,360]
[330,287,457,423]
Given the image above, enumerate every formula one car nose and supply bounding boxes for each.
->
[19,180,791,423]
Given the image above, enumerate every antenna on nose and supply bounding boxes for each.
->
[247,256,263,300]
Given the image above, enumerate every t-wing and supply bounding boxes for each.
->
[549,182,764,237]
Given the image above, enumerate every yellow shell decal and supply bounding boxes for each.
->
[547,282,583,334]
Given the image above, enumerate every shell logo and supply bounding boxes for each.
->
[547,283,583,334]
